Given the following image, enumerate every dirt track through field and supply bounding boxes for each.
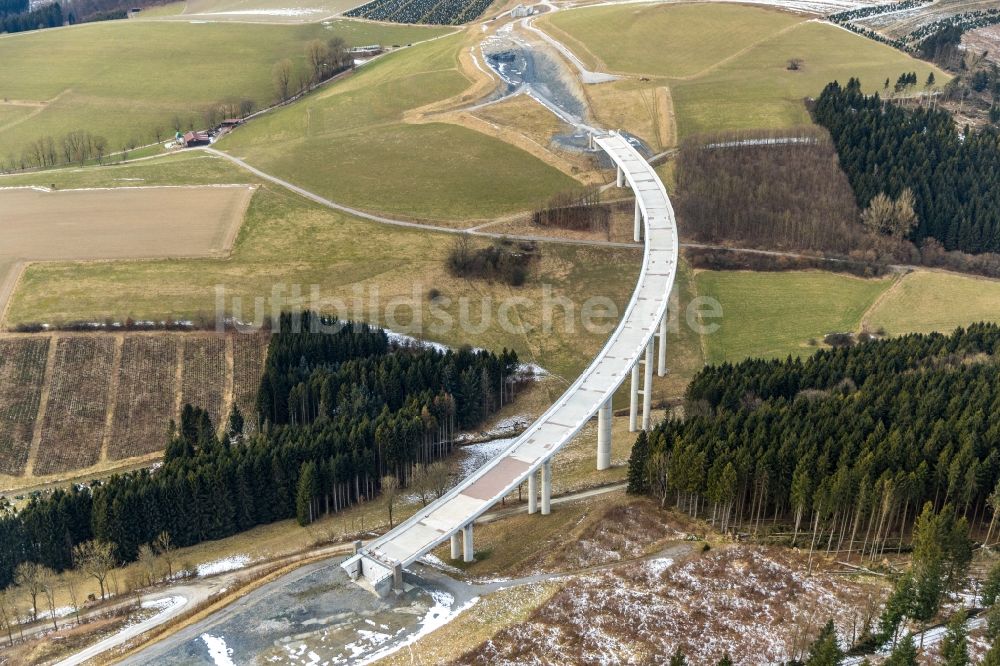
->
[0,184,255,322]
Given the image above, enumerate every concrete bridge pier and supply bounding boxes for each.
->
[597,397,612,470]
[629,362,639,432]
[462,523,474,563]
[657,310,668,377]
[541,459,552,515]
[450,532,461,560]
[642,338,654,430]
[392,563,404,592]
[616,165,624,187]
[528,469,538,514]
[633,199,642,242]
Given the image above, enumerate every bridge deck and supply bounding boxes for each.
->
[342,132,678,587]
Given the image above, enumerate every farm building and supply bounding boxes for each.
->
[511,4,533,17]
[183,131,210,147]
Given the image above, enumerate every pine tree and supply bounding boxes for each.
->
[805,619,844,665]
[669,646,687,665]
[939,610,969,666]
[884,633,918,666]
[716,654,733,666]
[227,406,245,442]
[295,462,318,526]
[982,561,1000,606]
[627,431,650,494]
[982,641,1000,666]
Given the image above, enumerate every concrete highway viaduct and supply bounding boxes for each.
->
[342,131,678,595]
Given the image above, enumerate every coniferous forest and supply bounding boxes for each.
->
[813,79,1000,255]
[628,323,1000,558]
[0,314,518,589]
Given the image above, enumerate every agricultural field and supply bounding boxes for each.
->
[33,336,116,476]
[0,151,252,189]
[180,335,230,430]
[0,184,254,316]
[541,3,803,79]
[692,268,1000,365]
[345,0,494,25]
[0,19,451,164]
[865,270,1000,336]
[157,0,366,22]
[0,331,270,487]
[0,338,49,475]
[232,331,271,433]
[107,336,181,461]
[5,186,642,384]
[218,32,579,221]
[693,270,893,364]
[539,2,944,138]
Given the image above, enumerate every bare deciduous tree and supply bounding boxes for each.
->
[154,531,176,581]
[381,475,400,528]
[427,461,450,499]
[862,188,918,239]
[137,543,158,586]
[0,588,17,646]
[73,540,116,600]
[306,39,330,85]
[39,566,59,631]
[14,562,43,622]
[273,59,293,102]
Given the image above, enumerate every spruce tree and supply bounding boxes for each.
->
[884,634,918,666]
[939,610,969,666]
[805,619,843,665]
[716,654,733,666]
[296,461,318,526]
[627,431,650,494]
[982,641,1000,666]
[669,646,687,666]
[982,561,1000,606]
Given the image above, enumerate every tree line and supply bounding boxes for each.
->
[0,313,518,590]
[0,2,62,33]
[629,322,1000,565]
[271,36,353,103]
[813,78,1000,255]
[0,0,27,17]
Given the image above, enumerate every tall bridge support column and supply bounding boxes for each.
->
[642,338,654,430]
[528,469,538,514]
[657,310,668,377]
[462,523,474,563]
[597,398,612,470]
[628,362,639,432]
[392,564,404,592]
[616,165,624,188]
[450,532,461,560]
[633,199,642,242]
[541,459,552,515]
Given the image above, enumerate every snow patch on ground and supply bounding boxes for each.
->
[457,436,518,476]
[383,329,451,354]
[455,414,531,444]
[54,596,187,666]
[383,328,547,380]
[468,545,877,664]
[197,555,252,577]
[643,556,674,578]
[201,633,236,666]
[356,589,480,665]
[419,553,463,574]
